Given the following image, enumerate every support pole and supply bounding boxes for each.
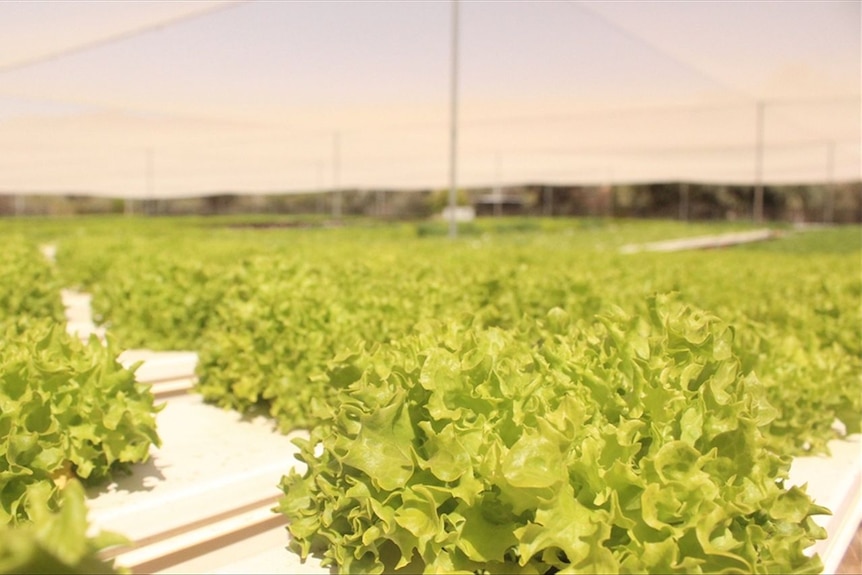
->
[494,152,502,217]
[680,182,690,221]
[753,101,764,223]
[824,141,835,224]
[605,167,614,218]
[448,0,460,238]
[332,132,341,220]
[376,189,385,218]
[145,147,154,216]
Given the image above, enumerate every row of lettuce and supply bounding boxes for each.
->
[1,238,160,574]
[2,216,859,573]
[38,217,860,574]
[53,221,860,454]
[280,295,830,573]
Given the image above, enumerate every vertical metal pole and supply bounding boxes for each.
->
[753,101,764,223]
[376,189,385,218]
[824,141,835,224]
[494,152,502,217]
[333,132,342,220]
[146,147,154,216]
[606,167,615,218]
[317,160,325,214]
[543,186,553,217]
[448,0,460,238]
[680,182,690,221]
[125,149,134,216]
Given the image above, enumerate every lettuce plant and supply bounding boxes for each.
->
[0,480,125,574]
[0,237,64,325]
[279,295,827,574]
[88,255,225,351]
[1,321,161,524]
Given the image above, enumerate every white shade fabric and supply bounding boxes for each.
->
[0,1,858,198]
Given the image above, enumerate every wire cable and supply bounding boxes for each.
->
[0,1,251,75]
[565,1,755,101]
[564,1,854,143]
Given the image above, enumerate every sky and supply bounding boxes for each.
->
[0,1,858,198]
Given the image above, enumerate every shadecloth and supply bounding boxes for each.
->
[0,1,858,198]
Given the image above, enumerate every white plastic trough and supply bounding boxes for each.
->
[620,229,776,254]
[118,349,199,398]
[61,288,106,342]
[86,393,320,574]
[790,435,862,574]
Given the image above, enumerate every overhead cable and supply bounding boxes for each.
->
[566,1,755,101]
[565,2,853,143]
[0,1,251,75]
